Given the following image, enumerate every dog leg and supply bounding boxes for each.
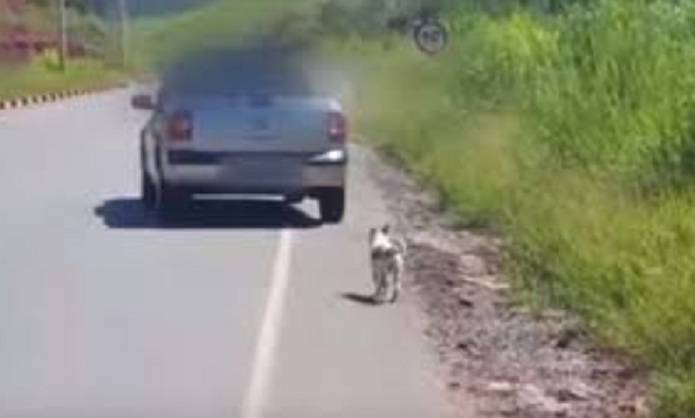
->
[390,272,400,303]
[372,269,386,304]
[381,275,391,304]
[390,259,404,303]
[371,261,381,301]
[376,275,388,304]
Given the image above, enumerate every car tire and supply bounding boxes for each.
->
[140,140,157,210]
[156,184,188,217]
[318,188,345,224]
[142,172,156,210]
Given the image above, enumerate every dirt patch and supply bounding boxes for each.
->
[362,147,650,418]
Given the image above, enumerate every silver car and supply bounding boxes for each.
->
[131,48,348,223]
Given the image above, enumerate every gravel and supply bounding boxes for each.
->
[363,147,650,418]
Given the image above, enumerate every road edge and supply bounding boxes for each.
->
[362,145,651,418]
[0,82,129,112]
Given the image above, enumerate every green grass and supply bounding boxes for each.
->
[0,58,124,101]
[326,1,695,415]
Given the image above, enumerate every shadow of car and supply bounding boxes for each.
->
[94,198,322,230]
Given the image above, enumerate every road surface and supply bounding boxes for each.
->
[0,89,451,418]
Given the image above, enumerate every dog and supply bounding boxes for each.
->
[369,224,407,304]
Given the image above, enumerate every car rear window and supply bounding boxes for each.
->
[162,49,312,97]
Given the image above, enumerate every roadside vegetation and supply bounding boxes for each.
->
[0,0,124,100]
[0,54,122,100]
[334,1,695,416]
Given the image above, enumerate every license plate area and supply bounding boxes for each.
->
[221,155,302,183]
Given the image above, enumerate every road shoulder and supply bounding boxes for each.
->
[363,146,650,418]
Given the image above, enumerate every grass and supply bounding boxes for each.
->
[0,57,124,101]
[325,1,695,415]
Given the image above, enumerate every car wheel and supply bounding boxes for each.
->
[318,188,345,224]
[142,172,156,209]
[156,184,188,216]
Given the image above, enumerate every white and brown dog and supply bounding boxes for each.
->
[369,225,407,304]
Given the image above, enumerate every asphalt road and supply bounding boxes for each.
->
[0,89,450,418]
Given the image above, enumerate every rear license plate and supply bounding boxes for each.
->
[222,156,300,182]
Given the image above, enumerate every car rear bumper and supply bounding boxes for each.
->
[160,150,347,194]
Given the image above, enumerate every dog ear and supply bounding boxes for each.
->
[381,224,391,234]
[369,227,377,241]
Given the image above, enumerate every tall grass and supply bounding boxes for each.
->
[333,1,695,415]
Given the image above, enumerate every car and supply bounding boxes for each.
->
[131,48,348,223]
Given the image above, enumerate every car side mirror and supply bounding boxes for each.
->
[131,94,156,110]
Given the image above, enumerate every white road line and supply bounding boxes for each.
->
[240,229,294,418]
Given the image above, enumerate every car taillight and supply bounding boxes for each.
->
[328,111,347,144]
[168,111,193,141]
